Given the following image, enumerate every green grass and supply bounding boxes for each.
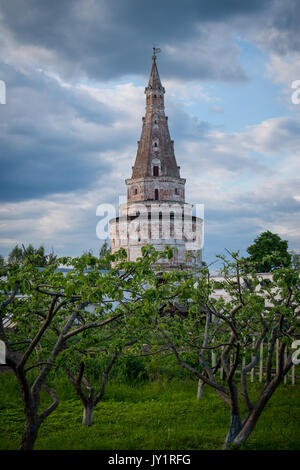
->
[0,372,299,450]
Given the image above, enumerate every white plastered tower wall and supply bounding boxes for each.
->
[109,51,203,270]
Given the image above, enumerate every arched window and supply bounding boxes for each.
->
[152,138,159,149]
[134,188,138,195]
[155,189,159,200]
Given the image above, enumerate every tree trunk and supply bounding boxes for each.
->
[223,413,242,449]
[231,374,286,448]
[82,403,94,426]
[231,414,258,448]
[20,420,39,450]
[232,392,272,448]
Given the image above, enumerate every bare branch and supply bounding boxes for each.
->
[17,295,59,369]
[63,313,124,340]
[159,327,229,396]
[24,361,57,373]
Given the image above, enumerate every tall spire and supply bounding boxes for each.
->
[109,50,202,270]
[147,48,164,91]
[131,50,180,179]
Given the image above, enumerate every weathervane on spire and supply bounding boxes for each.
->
[152,47,161,61]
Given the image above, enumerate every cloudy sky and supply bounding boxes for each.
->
[0,0,300,264]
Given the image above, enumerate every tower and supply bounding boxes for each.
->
[109,50,202,269]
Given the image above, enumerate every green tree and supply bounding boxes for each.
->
[151,253,300,449]
[98,239,111,270]
[7,244,56,267]
[0,246,167,449]
[0,254,4,266]
[7,245,23,264]
[64,334,137,426]
[246,231,291,272]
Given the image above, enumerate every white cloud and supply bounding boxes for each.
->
[0,12,59,76]
[78,82,145,123]
[266,55,300,87]
[164,79,216,105]
[265,54,300,109]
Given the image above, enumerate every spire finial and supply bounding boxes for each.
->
[152,47,161,61]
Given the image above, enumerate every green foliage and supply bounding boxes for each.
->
[246,230,292,272]
[98,239,111,270]
[7,244,23,264]
[7,244,57,267]
[117,355,149,383]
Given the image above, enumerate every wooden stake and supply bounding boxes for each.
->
[284,347,288,384]
[251,338,255,383]
[259,341,264,383]
[292,364,295,386]
[276,338,279,376]
[220,346,224,381]
[212,351,217,369]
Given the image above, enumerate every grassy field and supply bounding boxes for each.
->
[0,371,299,450]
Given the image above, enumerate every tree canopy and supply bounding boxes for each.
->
[98,239,111,270]
[7,244,57,267]
[246,231,292,272]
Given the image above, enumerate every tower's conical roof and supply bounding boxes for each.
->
[131,54,180,179]
[147,58,163,90]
